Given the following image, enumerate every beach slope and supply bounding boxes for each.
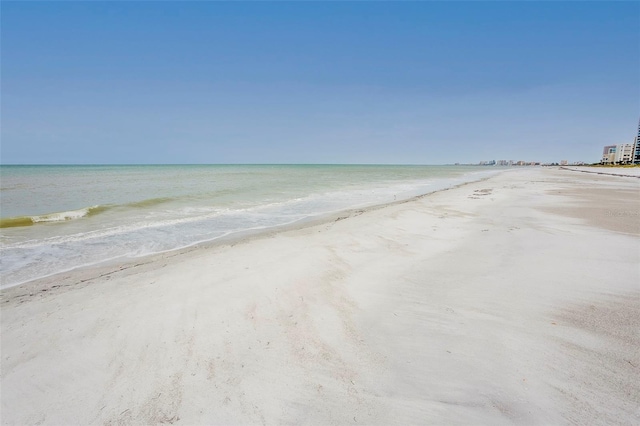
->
[1,168,639,425]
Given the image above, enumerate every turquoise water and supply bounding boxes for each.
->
[0,165,498,287]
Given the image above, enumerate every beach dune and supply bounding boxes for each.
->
[1,168,639,425]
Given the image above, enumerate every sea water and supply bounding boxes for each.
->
[0,165,499,287]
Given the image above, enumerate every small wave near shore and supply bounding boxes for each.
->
[0,205,109,228]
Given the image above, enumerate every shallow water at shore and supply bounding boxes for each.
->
[1,164,500,287]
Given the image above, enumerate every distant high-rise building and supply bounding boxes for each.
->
[634,117,640,164]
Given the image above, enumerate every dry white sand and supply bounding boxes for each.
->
[562,165,640,177]
[1,168,639,425]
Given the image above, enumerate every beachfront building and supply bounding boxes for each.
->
[601,143,634,165]
[602,145,617,164]
[615,144,634,164]
[602,118,640,165]
[634,118,640,164]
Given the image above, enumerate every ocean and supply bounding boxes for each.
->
[0,165,499,287]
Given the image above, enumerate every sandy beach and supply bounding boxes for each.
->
[1,167,639,425]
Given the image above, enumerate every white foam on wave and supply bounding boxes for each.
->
[29,205,107,224]
[31,208,91,223]
[2,207,230,250]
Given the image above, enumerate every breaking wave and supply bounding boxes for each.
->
[0,205,110,228]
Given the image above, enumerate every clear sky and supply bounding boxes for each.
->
[2,1,638,164]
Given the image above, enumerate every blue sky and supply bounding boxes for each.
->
[2,1,638,164]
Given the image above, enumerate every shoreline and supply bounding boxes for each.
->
[0,171,497,296]
[2,167,638,424]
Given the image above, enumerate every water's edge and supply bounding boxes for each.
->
[0,171,500,296]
